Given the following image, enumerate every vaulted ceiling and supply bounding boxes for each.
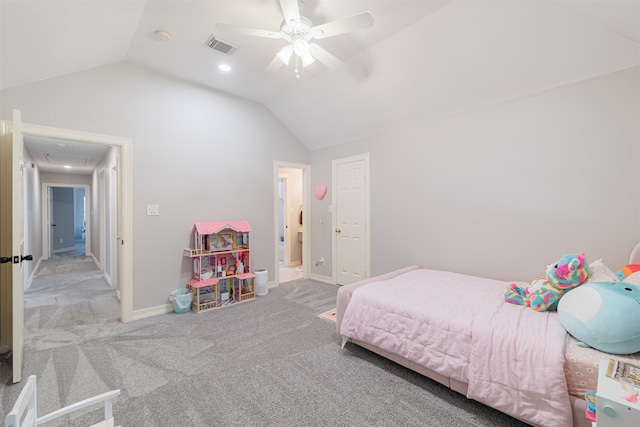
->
[1,0,639,153]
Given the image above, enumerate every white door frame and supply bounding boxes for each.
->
[42,184,90,259]
[332,153,371,285]
[99,171,106,271]
[21,122,133,322]
[273,161,310,286]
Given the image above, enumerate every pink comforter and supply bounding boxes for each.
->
[339,269,572,427]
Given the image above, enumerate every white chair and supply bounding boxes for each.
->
[5,375,121,427]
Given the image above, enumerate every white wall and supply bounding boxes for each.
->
[310,67,640,282]
[1,61,309,311]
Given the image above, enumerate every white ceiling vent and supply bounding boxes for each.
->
[204,34,238,55]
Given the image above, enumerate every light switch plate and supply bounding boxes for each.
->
[147,204,160,216]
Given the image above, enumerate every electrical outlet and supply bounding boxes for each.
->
[59,238,63,244]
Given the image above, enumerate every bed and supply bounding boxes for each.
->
[337,254,640,427]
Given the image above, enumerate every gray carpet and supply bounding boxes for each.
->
[1,251,527,426]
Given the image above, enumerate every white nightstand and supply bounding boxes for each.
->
[595,359,640,427]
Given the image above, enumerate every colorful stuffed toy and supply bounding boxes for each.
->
[505,253,589,311]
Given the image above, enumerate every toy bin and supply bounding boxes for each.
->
[169,288,193,313]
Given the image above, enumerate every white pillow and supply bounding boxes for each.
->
[586,259,618,283]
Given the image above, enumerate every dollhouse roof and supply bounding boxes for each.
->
[194,221,251,235]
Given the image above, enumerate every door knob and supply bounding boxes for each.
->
[0,257,11,264]
[21,255,33,262]
[335,228,341,233]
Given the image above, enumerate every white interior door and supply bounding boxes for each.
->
[0,109,27,383]
[50,188,64,253]
[47,187,53,258]
[333,154,370,285]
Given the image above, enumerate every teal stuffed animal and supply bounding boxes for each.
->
[505,253,589,311]
[558,281,640,354]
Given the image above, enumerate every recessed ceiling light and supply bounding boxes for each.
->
[218,64,232,72]
[63,165,71,169]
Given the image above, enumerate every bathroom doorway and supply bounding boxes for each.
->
[274,163,309,284]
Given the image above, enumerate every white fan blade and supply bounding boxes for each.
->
[215,23,282,39]
[309,43,342,69]
[280,0,301,25]
[264,55,284,73]
[311,11,374,39]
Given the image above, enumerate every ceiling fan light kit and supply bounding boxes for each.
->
[215,0,373,75]
[277,45,293,65]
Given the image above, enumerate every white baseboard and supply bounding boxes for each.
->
[132,303,175,321]
[130,281,279,321]
[104,271,112,287]
[309,273,335,285]
[91,253,102,269]
[25,257,42,290]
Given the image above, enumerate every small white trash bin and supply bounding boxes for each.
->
[255,269,268,296]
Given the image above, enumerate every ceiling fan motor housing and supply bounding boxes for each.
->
[281,15,314,42]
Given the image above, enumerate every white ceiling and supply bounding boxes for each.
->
[23,135,110,175]
[2,0,639,160]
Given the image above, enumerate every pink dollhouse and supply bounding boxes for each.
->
[184,221,255,312]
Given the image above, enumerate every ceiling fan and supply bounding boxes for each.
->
[215,0,374,76]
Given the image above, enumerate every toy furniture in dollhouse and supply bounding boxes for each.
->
[188,279,218,312]
[184,221,255,313]
[235,273,256,302]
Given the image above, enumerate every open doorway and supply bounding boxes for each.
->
[44,185,89,260]
[22,122,133,322]
[274,162,310,285]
